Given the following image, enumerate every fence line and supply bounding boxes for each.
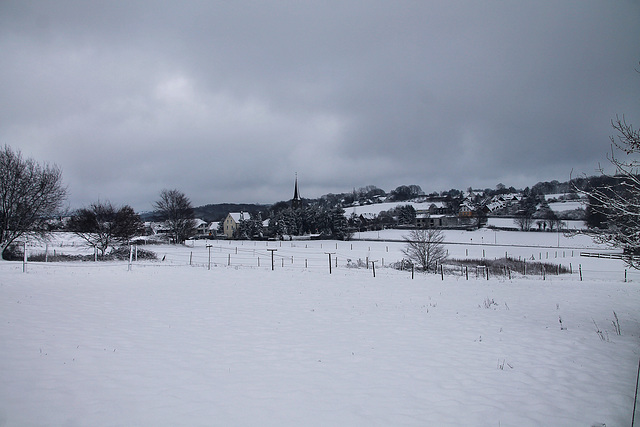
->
[580,251,626,260]
[12,238,636,282]
[10,255,637,285]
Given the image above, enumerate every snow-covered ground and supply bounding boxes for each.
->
[544,193,585,201]
[344,202,436,217]
[486,217,586,230]
[548,200,585,212]
[1,230,639,426]
[343,199,585,219]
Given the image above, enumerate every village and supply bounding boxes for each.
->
[145,177,586,241]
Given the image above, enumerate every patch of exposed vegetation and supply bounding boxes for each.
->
[26,246,157,262]
[448,257,570,276]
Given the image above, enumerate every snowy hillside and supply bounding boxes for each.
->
[343,202,436,217]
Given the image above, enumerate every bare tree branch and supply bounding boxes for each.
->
[577,114,640,269]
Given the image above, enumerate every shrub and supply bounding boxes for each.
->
[448,257,570,277]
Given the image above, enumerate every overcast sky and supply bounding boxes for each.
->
[1,1,639,211]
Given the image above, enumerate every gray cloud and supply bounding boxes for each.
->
[1,0,639,211]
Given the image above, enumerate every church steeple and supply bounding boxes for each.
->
[292,173,302,209]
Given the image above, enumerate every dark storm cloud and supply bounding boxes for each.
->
[1,0,638,210]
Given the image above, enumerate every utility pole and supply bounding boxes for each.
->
[267,248,277,271]
[325,252,335,274]
[206,245,212,270]
[371,260,378,277]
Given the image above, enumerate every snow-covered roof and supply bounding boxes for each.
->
[228,212,248,222]
[149,222,171,234]
[359,213,377,219]
[429,201,446,208]
[486,201,506,212]
[468,189,485,197]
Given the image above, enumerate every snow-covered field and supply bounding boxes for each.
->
[344,202,436,217]
[1,230,639,426]
[548,200,585,212]
[343,199,585,219]
[485,217,586,230]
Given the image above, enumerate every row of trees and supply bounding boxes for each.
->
[66,189,198,257]
[67,189,198,257]
[231,206,353,241]
[0,144,197,259]
[229,203,426,241]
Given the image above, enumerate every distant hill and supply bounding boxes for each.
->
[140,203,270,223]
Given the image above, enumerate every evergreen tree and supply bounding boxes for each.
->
[398,205,417,225]
[331,207,352,240]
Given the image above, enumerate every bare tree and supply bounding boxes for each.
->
[579,115,640,268]
[514,214,533,231]
[68,202,144,256]
[514,194,538,231]
[0,146,67,258]
[154,189,197,244]
[402,228,447,272]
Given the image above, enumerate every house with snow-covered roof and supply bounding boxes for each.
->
[147,221,171,236]
[223,212,248,238]
[193,219,209,236]
[485,200,506,213]
[207,222,220,237]
[492,193,522,204]
[415,212,430,228]
[458,201,476,217]
[427,201,452,215]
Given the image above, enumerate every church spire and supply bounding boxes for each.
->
[292,173,302,209]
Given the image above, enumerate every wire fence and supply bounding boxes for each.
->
[11,241,640,282]
[8,237,638,283]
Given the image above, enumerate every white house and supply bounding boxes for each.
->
[193,219,209,236]
[223,212,248,238]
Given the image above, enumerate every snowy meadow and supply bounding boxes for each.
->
[1,229,639,426]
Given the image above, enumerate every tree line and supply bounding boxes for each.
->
[0,146,198,259]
